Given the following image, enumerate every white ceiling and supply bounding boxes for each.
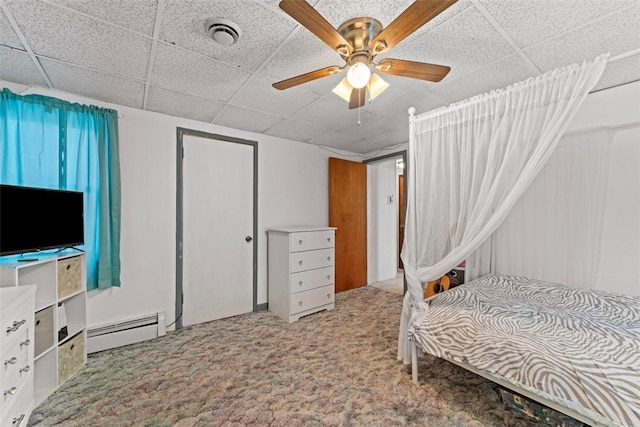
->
[1,0,639,154]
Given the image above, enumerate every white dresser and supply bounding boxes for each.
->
[0,286,36,427]
[267,227,337,322]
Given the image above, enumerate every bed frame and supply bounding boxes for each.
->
[411,342,606,427]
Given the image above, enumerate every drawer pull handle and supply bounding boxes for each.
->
[327,256,331,261]
[4,357,17,366]
[298,260,303,266]
[4,387,17,396]
[327,275,331,280]
[20,339,30,347]
[298,240,303,245]
[12,414,25,426]
[327,294,331,299]
[298,281,303,286]
[19,365,30,374]
[67,264,71,270]
[299,301,303,306]
[6,319,26,334]
[327,237,331,242]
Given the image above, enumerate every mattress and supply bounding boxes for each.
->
[408,275,640,427]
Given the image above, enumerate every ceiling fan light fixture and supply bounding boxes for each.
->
[347,62,371,89]
[368,72,389,100]
[332,77,353,103]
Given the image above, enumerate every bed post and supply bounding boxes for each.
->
[411,341,418,384]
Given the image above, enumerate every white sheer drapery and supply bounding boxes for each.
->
[467,128,614,288]
[398,55,608,363]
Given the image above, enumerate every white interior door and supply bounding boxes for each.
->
[182,134,254,326]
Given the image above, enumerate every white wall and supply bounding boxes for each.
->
[567,80,640,296]
[367,158,399,283]
[1,81,361,329]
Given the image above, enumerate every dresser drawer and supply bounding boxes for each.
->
[58,331,85,384]
[1,292,32,352]
[289,230,334,252]
[289,267,334,294]
[1,327,31,390]
[290,285,334,315]
[34,306,54,358]
[0,375,32,426]
[290,248,334,273]
[57,256,83,299]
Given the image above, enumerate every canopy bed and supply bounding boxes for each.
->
[398,53,640,427]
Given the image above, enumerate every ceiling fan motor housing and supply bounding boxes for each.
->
[206,18,241,46]
[338,17,383,61]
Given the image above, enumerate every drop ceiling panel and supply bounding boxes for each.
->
[0,11,23,49]
[146,86,226,122]
[593,55,640,93]
[46,0,159,36]
[214,105,282,133]
[5,0,152,80]
[360,76,424,113]
[430,54,536,104]
[259,29,344,82]
[265,119,325,142]
[151,43,251,102]
[160,0,295,72]
[306,129,364,149]
[524,5,640,72]
[40,58,145,108]
[478,0,637,49]
[375,92,447,123]
[349,126,410,154]
[290,97,363,128]
[336,112,403,139]
[314,0,412,28]
[230,75,318,118]
[386,6,516,83]
[0,48,47,87]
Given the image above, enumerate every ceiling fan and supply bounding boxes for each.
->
[272,0,458,109]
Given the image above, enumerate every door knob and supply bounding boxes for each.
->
[245,236,253,242]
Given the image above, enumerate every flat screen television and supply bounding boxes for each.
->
[0,184,84,256]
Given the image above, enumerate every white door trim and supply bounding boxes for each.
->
[175,127,258,329]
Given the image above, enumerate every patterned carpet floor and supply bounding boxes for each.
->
[29,287,539,427]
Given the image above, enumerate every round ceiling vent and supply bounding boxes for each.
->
[205,18,241,46]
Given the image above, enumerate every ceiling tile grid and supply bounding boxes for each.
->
[214,104,283,134]
[146,85,226,122]
[5,0,152,80]
[229,75,318,119]
[264,118,325,142]
[477,0,638,50]
[40,58,146,108]
[0,47,47,87]
[159,0,296,72]
[524,3,640,73]
[45,0,160,36]
[151,43,252,102]
[0,0,638,155]
[0,10,23,49]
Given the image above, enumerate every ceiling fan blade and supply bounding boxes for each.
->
[349,87,366,109]
[376,58,450,82]
[279,0,352,56]
[273,66,343,90]
[370,0,458,55]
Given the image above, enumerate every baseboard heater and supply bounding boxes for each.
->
[87,311,166,354]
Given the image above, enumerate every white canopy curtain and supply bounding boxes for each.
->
[467,128,614,289]
[398,54,608,363]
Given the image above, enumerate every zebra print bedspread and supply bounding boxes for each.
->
[409,275,640,427]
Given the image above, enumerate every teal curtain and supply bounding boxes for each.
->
[0,88,121,291]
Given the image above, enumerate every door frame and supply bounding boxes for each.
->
[363,150,408,294]
[175,127,258,329]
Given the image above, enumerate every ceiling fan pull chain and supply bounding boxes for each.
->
[357,103,361,126]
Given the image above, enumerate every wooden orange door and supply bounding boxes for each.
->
[398,174,405,269]
[329,157,367,292]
